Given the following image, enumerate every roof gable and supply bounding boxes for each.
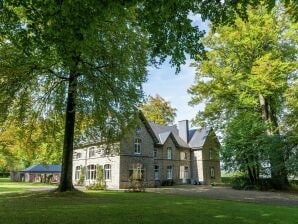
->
[188,127,211,149]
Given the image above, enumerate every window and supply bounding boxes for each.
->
[75,166,81,180]
[88,147,96,158]
[167,166,173,179]
[184,166,189,179]
[135,127,141,136]
[180,166,184,179]
[180,151,187,160]
[76,153,82,159]
[209,149,212,160]
[86,164,97,180]
[154,149,157,158]
[104,164,111,180]
[210,167,215,178]
[134,138,141,154]
[180,166,189,179]
[167,147,172,160]
[129,163,144,180]
[154,165,159,180]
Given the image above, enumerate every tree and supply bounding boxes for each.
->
[141,95,177,125]
[189,4,297,189]
[1,1,294,192]
[222,112,268,185]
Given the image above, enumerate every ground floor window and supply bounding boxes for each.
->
[180,166,189,179]
[75,166,81,180]
[86,164,97,180]
[129,163,144,180]
[210,167,215,178]
[154,165,159,180]
[184,166,189,179]
[104,164,111,180]
[167,166,173,179]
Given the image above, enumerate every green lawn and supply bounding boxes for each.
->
[0,178,56,194]
[0,179,297,224]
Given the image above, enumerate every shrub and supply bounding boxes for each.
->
[86,183,106,191]
[161,180,174,186]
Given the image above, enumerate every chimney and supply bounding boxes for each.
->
[178,120,189,143]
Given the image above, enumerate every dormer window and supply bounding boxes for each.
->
[88,147,96,158]
[134,138,141,154]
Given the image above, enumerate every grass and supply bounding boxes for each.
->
[0,178,297,224]
[0,178,55,194]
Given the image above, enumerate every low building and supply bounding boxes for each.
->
[19,164,61,183]
[73,113,221,189]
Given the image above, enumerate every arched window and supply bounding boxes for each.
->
[86,164,97,180]
[104,164,111,180]
[134,138,141,154]
[75,166,81,180]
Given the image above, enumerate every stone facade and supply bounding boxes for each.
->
[72,114,221,189]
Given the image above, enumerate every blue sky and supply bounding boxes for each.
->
[143,14,209,128]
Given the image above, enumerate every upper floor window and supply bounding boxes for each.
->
[167,147,172,160]
[209,149,212,160]
[134,138,142,154]
[75,166,81,180]
[88,147,96,158]
[86,164,97,180]
[180,151,187,160]
[154,148,157,158]
[135,127,141,136]
[104,164,111,180]
[76,153,82,159]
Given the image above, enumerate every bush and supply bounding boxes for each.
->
[231,176,274,190]
[86,183,106,191]
[161,179,174,186]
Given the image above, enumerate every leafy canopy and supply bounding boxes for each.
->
[141,94,177,125]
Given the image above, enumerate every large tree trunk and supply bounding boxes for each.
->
[259,94,288,189]
[58,71,78,192]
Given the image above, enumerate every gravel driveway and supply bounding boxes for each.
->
[146,185,298,206]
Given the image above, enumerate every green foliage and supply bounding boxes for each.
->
[222,112,268,184]
[141,94,177,125]
[86,183,106,191]
[189,4,297,188]
[78,166,85,186]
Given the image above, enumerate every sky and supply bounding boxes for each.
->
[143,14,209,128]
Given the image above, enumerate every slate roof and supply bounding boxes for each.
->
[21,164,61,173]
[188,127,211,149]
[148,122,211,149]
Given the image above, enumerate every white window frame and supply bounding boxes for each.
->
[76,153,82,159]
[167,166,173,179]
[134,138,142,154]
[167,147,172,160]
[88,147,96,158]
[104,164,111,180]
[75,166,81,180]
[184,166,189,179]
[180,151,187,160]
[86,164,97,180]
[154,165,159,180]
[210,167,215,178]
